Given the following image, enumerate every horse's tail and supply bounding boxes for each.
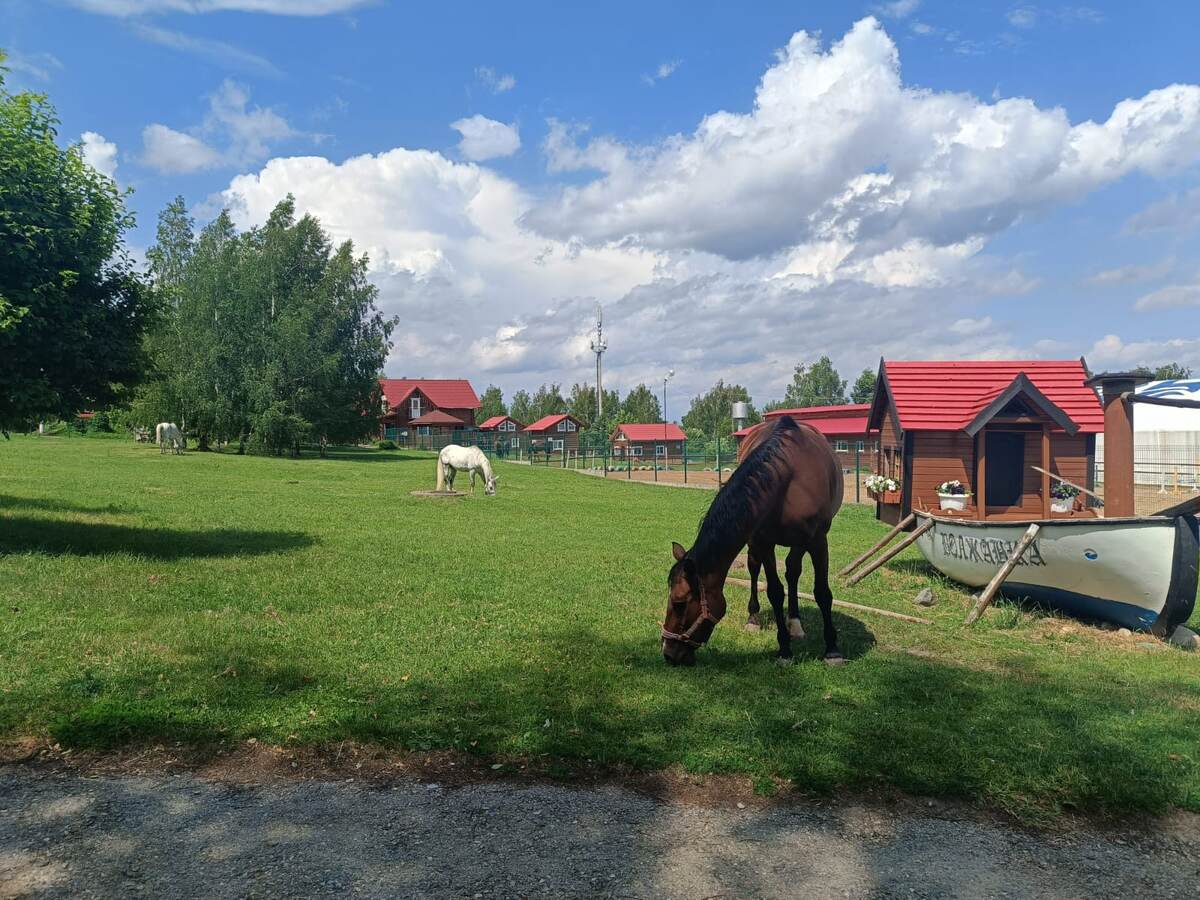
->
[435,450,445,491]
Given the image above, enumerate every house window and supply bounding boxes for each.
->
[510,436,519,448]
[984,431,1026,508]
[506,421,516,431]
[835,440,849,452]
[551,438,564,451]
[410,396,421,418]
[856,440,865,452]
[630,446,643,457]
[557,420,567,432]
[417,425,430,436]
[655,444,666,457]
[566,420,576,432]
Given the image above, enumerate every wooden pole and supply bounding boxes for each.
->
[963,523,1041,626]
[725,578,932,625]
[838,513,916,577]
[846,518,934,585]
[1030,466,1104,505]
[1040,426,1050,519]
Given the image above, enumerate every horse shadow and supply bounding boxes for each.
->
[0,516,314,560]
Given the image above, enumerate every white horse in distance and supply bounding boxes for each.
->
[436,444,498,495]
[155,422,185,455]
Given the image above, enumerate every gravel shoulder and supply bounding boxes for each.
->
[2,756,1199,899]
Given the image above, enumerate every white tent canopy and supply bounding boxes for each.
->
[1131,379,1200,431]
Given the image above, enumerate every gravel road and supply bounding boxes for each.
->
[2,764,1198,899]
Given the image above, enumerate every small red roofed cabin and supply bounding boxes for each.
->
[866,359,1104,525]
[479,415,524,452]
[611,423,686,461]
[524,414,583,455]
[379,378,480,444]
[760,404,872,457]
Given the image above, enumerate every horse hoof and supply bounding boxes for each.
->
[775,656,794,667]
[744,621,761,633]
[823,653,846,667]
[788,618,805,639]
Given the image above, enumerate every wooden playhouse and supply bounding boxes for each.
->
[866,359,1104,524]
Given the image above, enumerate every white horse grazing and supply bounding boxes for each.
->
[436,444,498,495]
[155,422,185,455]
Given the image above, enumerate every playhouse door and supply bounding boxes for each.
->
[985,431,1025,508]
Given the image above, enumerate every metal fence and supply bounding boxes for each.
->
[1094,431,1200,515]
[383,427,876,502]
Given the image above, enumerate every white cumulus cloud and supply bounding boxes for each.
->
[80,132,119,179]
[450,115,520,161]
[141,124,222,173]
[1134,278,1200,311]
[526,17,1200,262]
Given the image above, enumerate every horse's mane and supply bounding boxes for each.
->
[691,416,800,574]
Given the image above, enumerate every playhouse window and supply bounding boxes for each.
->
[985,431,1025,508]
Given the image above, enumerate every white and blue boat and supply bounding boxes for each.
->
[914,510,1198,634]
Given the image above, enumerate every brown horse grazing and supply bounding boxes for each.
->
[662,416,844,666]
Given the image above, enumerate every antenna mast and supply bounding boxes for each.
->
[589,303,607,421]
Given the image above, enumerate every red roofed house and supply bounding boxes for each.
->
[866,359,1104,524]
[611,423,687,461]
[379,378,481,444]
[479,415,524,452]
[755,404,872,457]
[524,413,583,455]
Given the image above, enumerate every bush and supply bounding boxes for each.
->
[377,439,397,450]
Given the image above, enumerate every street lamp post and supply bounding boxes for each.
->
[662,368,675,422]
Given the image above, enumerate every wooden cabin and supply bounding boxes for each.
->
[762,404,873,456]
[524,414,583,455]
[379,378,480,441]
[479,414,524,453]
[866,360,1104,524]
[611,423,686,460]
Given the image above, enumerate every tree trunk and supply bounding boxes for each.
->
[197,433,210,452]
[238,433,246,455]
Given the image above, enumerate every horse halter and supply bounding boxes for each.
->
[661,571,722,648]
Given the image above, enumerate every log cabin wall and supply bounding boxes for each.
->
[910,431,977,515]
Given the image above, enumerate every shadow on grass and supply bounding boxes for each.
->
[0,516,314,559]
[26,601,1200,822]
[0,494,134,516]
[317,448,432,464]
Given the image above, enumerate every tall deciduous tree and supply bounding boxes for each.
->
[781,356,847,408]
[478,385,506,422]
[618,384,662,424]
[509,389,533,425]
[136,194,394,456]
[0,58,152,434]
[681,380,760,439]
[529,383,567,420]
[850,367,877,404]
[1133,362,1193,380]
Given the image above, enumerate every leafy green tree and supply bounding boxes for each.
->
[0,57,152,435]
[509,389,533,424]
[681,380,760,439]
[618,384,662,423]
[850,367,877,404]
[780,356,847,408]
[568,382,598,429]
[478,385,506,422]
[1133,362,1193,380]
[529,383,567,420]
[761,398,790,413]
[135,194,394,456]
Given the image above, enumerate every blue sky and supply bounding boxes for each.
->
[4,0,1200,410]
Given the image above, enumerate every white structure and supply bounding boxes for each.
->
[1096,379,1200,488]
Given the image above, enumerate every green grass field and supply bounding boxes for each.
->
[2,435,1198,821]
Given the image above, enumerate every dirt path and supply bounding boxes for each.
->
[2,765,1198,899]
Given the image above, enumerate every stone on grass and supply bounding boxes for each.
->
[1169,625,1198,651]
[914,588,935,608]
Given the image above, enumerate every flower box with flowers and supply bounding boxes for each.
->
[935,480,971,511]
[1049,482,1081,513]
[864,474,901,503]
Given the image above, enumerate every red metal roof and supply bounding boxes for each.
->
[764,403,869,436]
[479,415,520,430]
[879,360,1103,433]
[524,414,578,432]
[613,423,686,442]
[379,378,480,411]
[409,410,466,426]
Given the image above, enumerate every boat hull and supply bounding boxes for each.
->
[914,513,1198,633]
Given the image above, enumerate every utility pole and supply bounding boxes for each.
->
[589,303,607,422]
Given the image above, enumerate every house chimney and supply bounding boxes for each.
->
[1084,372,1148,518]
